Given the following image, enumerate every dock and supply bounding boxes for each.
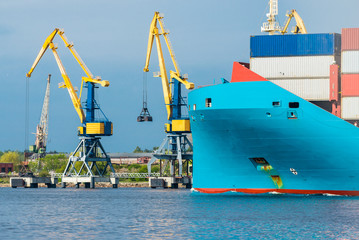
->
[60,175,119,188]
[10,176,58,188]
[149,176,192,189]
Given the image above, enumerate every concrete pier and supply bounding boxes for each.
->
[61,176,119,189]
[149,176,192,189]
[10,177,58,188]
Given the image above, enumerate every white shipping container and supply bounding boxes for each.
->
[250,56,336,79]
[341,97,359,120]
[342,51,359,74]
[270,78,330,101]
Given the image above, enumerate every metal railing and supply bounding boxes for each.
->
[51,172,161,179]
[111,173,160,178]
[51,173,105,178]
[0,172,16,177]
[51,173,64,178]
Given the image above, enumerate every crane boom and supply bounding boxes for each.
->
[291,10,307,34]
[281,9,307,34]
[58,30,94,79]
[26,29,59,78]
[26,28,109,125]
[49,42,85,123]
[143,12,194,122]
[144,13,172,120]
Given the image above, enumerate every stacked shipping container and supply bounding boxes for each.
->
[341,28,359,120]
[250,34,341,102]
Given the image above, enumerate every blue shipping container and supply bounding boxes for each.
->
[250,33,341,57]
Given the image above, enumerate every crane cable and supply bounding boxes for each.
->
[25,77,30,161]
[143,72,148,109]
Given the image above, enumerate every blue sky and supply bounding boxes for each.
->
[0,0,358,153]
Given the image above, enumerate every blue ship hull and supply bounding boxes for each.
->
[189,81,359,195]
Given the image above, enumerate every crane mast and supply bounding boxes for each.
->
[35,74,51,155]
[28,74,51,159]
[26,28,115,179]
[142,12,194,181]
[261,0,281,35]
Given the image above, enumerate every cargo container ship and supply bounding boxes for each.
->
[189,29,359,195]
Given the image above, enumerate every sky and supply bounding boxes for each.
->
[0,0,358,153]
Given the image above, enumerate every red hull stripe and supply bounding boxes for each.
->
[194,188,359,196]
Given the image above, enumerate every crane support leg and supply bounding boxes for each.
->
[62,137,115,177]
[147,133,192,177]
[176,135,183,177]
[147,136,169,175]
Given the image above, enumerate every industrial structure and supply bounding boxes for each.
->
[261,0,307,35]
[25,28,118,188]
[141,12,194,188]
[29,74,51,159]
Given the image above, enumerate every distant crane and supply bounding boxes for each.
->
[142,12,194,177]
[26,28,115,177]
[261,0,307,35]
[280,9,307,34]
[29,74,51,159]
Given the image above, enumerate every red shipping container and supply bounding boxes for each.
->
[342,28,359,51]
[341,74,359,96]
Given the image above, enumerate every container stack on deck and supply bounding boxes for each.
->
[250,34,341,114]
[341,28,359,121]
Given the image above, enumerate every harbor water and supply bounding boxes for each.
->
[1,188,359,239]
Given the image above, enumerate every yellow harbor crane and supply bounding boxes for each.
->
[261,0,307,35]
[26,28,115,179]
[141,12,194,184]
[280,9,307,34]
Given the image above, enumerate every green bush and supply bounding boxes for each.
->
[39,170,49,177]
[139,165,147,173]
[0,178,9,184]
[128,164,141,171]
[151,165,160,173]
[0,151,22,172]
